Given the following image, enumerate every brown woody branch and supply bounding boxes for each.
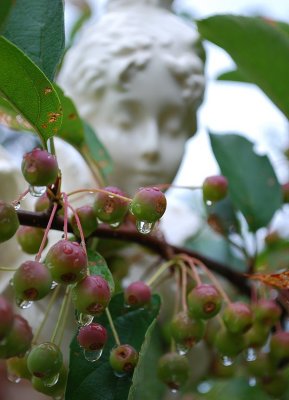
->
[17,209,250,295]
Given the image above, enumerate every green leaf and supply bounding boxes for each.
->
[87,249,115,295]
[209,133,282,232]
[54,85,85,147]
[217,69,252,83]
[83,123,114,179]
[66,293,161,400]
[197,15,289,119]
[206,196,240,235]
[256,239,289,272]
[2,0,64,81]
[0,96,34,132]
[0,0,14,30]
[0,36,62,146]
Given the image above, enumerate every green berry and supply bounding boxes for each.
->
[253,299,281,327]
[187,284,222,320]
[94,186,129,225]
[16,226,47,254]
[70,205,98,238]
[170,311,205,348]
[6,354,32,380]
[269,331,289,367]
[109,344,138,374]
[130,187,167,223]
[21,148,58,186]
[32,365,67,397]
[214,328,245,357]
[0,296,14,340]
[27,342,63,379]
[222,302,253,334]
[203,175,228,202]
[0,201,19,243]
[157,352,189,390]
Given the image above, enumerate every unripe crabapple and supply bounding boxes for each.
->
[77,323,107,350]
[0,201,19,243]
[21,148,58,186]
[124,281,151,308]
[130,187,167,223]
[109,344,138,374]
[94,186,129,225]
[187,284,222,320]
[202,175,228,202]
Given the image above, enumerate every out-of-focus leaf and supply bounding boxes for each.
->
[249,270,289,289]
[206,196,240,235]
[66,293,161,400]
[67,4,91,47]
[197,15,289,119]
[2,0,64,80]
[256,239,289,272]
[209,133,282,232]
[0,0,14,30]
[0,37,62,146]
[217,69,252,83]
[87,249,115,295]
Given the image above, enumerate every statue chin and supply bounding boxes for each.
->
[58,0,205,195]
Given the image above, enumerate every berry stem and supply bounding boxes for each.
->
[67,188,132,203]
[35,203,58,262]
[105,308,121,346]
[47,137,56,156]
[50,286,71,344]
[179,261,188,313]
[178,255,202,286]
[0,266,17,271]
[32,285,61,344]
[67,202,87,254]
[154,183,202,191]
[145,259,176,287]
[61,192,69,240]
[12,188,29,207]
[56,289,72,347]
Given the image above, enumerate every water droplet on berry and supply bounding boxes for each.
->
[29,185,46,197]
[113,370,127,378]
[7,372,21,383]
[176,343,189,355]
[110,222,120,228]
[221,355,234,366]
[16,298,33,309]
[136,220,154,234]
[42,373,59,387]
[77,312,94,326]
[51,281,58,289]
[197,380,212,394]
[84,348,103,362]
[245,347,257,362]
[13,202,21,210]
[248,376,257,387]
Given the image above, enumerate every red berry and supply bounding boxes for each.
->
[72,275,111,316]
[203,175,228,202]
[45,240,87,284]
[253,299,281,327]
[109,344,138,374]
[0,296,14,340]
[16,226,47,254]
[94,186,129,225]
[124,281,151,308]
[130,187,167,223]
[0,201,19,243]
[187,284,222,320]
[77,323,107,350]
[0,315,33,358]
[21,148,58,186]
[34,192,50,212]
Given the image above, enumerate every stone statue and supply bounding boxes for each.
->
[59,0,205,196]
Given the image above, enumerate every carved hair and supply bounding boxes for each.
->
[59,3,205,120]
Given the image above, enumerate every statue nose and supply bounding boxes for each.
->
[141,120,160,161]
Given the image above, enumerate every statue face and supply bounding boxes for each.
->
[86,56,195,195]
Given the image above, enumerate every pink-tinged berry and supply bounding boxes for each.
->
[0,315,33,358]
[0,201,19,243]
[202,175,228,202]
[34,192,50,212]
[45,240,87,284]
[21,148,58,186]
[77,323,107,350]
[253,299,282,327]
[72,275,111,316]
[187,284,222,320]
[222,302,253,334]
[12,260,52,301]
[70,205,98,238]
[170,311,205,348]
[109,344,138,374]
[269,331,289,367]
[124,281,151,308]
[27,342,63,379]
[94,186,129,225]
[0,296,14,340]
[16,226,47,254]
[157,352,189,390]
[130,187,167,223]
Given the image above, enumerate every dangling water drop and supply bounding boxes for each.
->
[197,380,212,394]
[53,396,63,400]
[16,298,33,309]
[206,200,212,206]
[77,313,94,326]
[245,347,257,362]
[7,372,21,383]
[136,220,154,234]
[169,388,179,394]
[248,376,257,387]
[51,281,58,289]
[43,373,59,387]
[176,343,189,356]
[113,370,127,378]
[13,202,20,210]
[84,348,103,362]
[110,221,120,228]
[9,279,14,287]
[29,185,46,197]
[221,355,234,366]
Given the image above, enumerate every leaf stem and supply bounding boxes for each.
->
[67,188,132,203]
[145,260,176,287]
[105,308,121,346]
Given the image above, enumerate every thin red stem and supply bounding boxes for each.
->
[35,203,58,262]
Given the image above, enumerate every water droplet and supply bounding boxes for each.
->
[113,370,127,378]
[42,373,59,387]
[53,396,63,400]
[7,372,21,383]
[170,388,179,394]
[110,222,120,228]
[245,347,257,362]
[51,281,58,289]
[221,355,234,366]
[16,298,33,309]
[197,380,212,394]
[108,195,114,199]
[29,185,46,197]
[13,202,20,210]
[77,313,94,326]
[248,376,257,387]
[84,348,103,362]
[176,343,189,356]
[9,279,14,287]
[136,220,154,234]
[206,200,212,206]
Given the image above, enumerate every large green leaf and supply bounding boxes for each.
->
[0,0,14,30]
[2,0,64,81]
[87,249,115,295]
[0,36,62,146]
[217,69,251,83]
[66,293,161,400]
[197,15,289,119]
[209,133,282,232]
